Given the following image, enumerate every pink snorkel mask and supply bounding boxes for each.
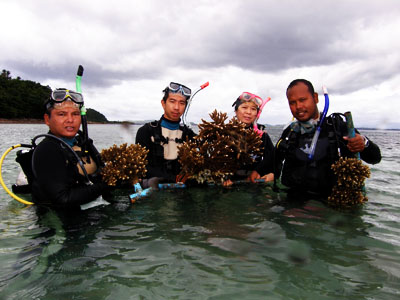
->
[232,92,271,136]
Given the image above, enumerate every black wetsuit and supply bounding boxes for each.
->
[275,113,381,196]
[135,116,196,182]
[275,114,381,196]
[229,124,275,181]
[31,133,105,210]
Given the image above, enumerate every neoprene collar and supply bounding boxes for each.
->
[161,115,180,130]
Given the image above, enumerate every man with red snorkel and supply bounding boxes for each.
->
[135,82,196,188]
[275,79,381,197]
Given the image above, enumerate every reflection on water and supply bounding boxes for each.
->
[0,125,400,299]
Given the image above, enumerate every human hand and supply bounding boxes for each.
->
[343,134,365,153]
[223,179,233,187]
[260,173,274,182]
[249,171,261,183]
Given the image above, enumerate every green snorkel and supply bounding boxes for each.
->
[75,65,89,158]
[76,65,84,93]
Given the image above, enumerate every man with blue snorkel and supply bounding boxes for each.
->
[274,79,381,197]
[31,89,108,209]
[135,82,196,188]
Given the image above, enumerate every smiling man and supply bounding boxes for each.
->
[31,88,107,209]
[274,79,381,197]
[135,82,196,188]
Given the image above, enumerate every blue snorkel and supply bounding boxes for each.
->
[308,86,329,161]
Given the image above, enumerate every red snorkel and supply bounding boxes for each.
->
[182,81,209,127]
[253,96,271,136]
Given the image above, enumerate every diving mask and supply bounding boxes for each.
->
[238,92,263,107]
[52,89,84,105]
[167,82,191,97]
[232,92,263,110]
[46,88,84,110]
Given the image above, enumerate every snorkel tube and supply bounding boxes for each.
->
[182,82,209,127]
[253,97,271,136]
[308,86,330,161]
[76,65,89,150]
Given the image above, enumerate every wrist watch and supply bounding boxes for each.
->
[362,135,370,148]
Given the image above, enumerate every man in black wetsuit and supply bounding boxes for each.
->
[135,82,196,188]
[275,79,381,197]
[31,88,107,209]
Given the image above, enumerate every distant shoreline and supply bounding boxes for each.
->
[0,118,44,124]
[0,119,398,130]
[0,118,109,125]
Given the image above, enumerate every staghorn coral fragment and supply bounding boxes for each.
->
[100,143,149,187]
[327,157,371,210]
[178,110,263,184]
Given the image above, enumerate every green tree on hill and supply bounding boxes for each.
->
[0,70,108,122]
[87,108,108,123]
[0,70,51,119]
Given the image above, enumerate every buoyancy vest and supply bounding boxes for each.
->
[13,132,103,193]
[275,113,347,195]
[148,119,194,177]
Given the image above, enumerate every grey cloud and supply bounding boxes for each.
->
[5,60,163,88]
[2,0,400,96]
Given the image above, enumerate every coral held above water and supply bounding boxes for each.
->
[178,110,263,184]
[328,156,371,210]
[100,143,148,187]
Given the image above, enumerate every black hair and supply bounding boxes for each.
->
[232,98,260,112]
[286,79,315,96]
[232,98,240,111]
[44,99,53,116]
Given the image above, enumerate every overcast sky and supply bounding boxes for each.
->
[1,0,399,129]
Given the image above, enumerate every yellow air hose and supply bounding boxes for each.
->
[0,145,34,205]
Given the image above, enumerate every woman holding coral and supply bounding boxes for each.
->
[223,92,275,186]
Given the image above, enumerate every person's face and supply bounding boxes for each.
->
[286,82,319,122]
[161,93,187,122]
[44,102,81,138]
[235,101,258,125]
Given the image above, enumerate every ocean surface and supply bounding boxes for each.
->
[0,123,399,299]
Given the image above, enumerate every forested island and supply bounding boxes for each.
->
[0,70,108,123]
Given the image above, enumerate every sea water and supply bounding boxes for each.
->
[0,124,399,300]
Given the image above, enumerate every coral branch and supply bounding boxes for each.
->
[327,157,371,210]
[100,143,148,187]
[178,110,263,184]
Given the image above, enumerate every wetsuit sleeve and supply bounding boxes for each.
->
[336,117,382,164]
[334,115,382,165]
[359,135,381,164]
[273,128,290,181]
[32,141,103,209]
[255,132,275,175]
[135,124,151,148]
